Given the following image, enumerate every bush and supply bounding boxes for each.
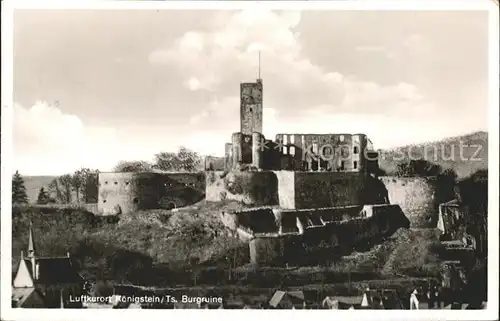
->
[394,159,442,177]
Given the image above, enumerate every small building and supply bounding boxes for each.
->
[322,295,363,309]
[358,288,405,309]
[11,287,45,308]
[268,290,306,309]
[12,221,86,308]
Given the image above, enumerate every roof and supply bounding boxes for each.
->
[12,287,36,307]
[269,290,305,308]
[325,296,363,306]
[23,257,84,284]
[360,289,404,309]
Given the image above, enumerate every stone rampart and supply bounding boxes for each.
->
[379,176,440,228]
[237,204,410,266]
[98,172,205,215]
[205,171,279,206]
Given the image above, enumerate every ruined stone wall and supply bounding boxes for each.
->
[249,236,289,266]
[98,172,160,215]
[252,132,264,168]
[205,171,279,206]
[275,170,295,209]
[274,133,368,172]
[246,204,410,266]
[293,172,370,209]
[224,143,233,171]
[98,172,205,215]
[379,176,439,228]
[158,172,205,209]
[206,170,389,210]
[231,132,253,166]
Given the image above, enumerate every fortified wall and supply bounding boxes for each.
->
[219,204,411,266]
[98,172,205,215]
[379,176,440,228]
[206,170,390,210]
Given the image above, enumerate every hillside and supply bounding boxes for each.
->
[12,201,251,283]
[378,131,488,178]
[22,175,60,204]
[12,200,447,289]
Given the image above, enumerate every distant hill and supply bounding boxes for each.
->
[378,131,488,179]
[22,175,58,204]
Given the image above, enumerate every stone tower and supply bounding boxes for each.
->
[240,79,263,135]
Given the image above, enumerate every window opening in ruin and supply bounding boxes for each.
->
[340,135,345,142]
[353,161,358,169]
[133,198,139,204]
[114,182,118,185]
[103,200,107,203]
[290,146,295,155]
[312,142,318,154]
[125,181,129,185]
[283,146,288,155]
[341,146,349,157]
[105,181,108,185]
[353,146,359,154]
[340,161,345,170]
[249,108,253,112]
[283,135,288,145]
[290,135,295,144]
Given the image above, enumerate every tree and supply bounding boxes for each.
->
[12,170,28,205]
[36,187,50,205]
[58,174,73,204]
[394,159,442,177]
[80,169,99,203]
[436,168,458,203]
[153,146,202,172]
[72,168,99,203]
[48,178,64,204]
[113,161,152,172]
[71,172,83,204]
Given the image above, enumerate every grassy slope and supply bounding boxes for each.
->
[12,200,443,290]
[12,201,248,278]
[379,131,488,178]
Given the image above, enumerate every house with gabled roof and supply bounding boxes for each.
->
[11,287,45,308]
[269,290,307,309]
[357,287,406,309]
[322,295,363,309]
[12,221,86,308]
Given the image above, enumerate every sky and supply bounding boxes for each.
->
[12,9,490,175]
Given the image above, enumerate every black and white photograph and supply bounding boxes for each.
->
[1,1,498,320]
